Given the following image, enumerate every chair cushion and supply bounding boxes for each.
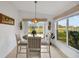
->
[21,40,27,43]
[18,40,27,45]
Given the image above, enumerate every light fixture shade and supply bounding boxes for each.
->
[32,1,38,23]
[32,18,38,23]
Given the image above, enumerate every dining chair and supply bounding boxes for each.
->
[15,34,27,58]
[41,34,51,58]
[27,37,41,58]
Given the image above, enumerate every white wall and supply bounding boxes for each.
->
[0,24,15,57]
[0,2,20,57]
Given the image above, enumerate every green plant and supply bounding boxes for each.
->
[31,30,37,36]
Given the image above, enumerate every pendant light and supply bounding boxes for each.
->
[32,1,38,23]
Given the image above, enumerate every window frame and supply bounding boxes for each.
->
[57,18,68,44]
[56,14,79,52]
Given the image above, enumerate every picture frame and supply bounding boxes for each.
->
[0,13,15,25]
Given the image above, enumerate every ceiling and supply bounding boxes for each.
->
[11,1,79,17]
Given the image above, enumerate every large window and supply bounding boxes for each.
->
[57,15,79,50]
[57,19,66,42]
[68,15,79,50]
[28,21,46,38]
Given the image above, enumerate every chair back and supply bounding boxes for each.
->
[28,37,41,49]
[16,34,21,45]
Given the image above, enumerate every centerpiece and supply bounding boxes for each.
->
[31,29,37,37]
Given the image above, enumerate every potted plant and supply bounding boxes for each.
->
[31,29,37,37]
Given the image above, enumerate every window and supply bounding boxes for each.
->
[68,15,79,50]
[57,15,79,50]
[57,19,66,42]
[28,21,46,38]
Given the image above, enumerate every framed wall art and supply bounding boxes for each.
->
[0,13,15,25]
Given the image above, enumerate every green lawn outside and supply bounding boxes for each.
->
[28,27,43,34]
[58,31,66,42]
[58,27,79,50]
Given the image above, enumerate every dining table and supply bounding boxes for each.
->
[23,34,42,40]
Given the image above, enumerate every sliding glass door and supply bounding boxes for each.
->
[68,15,79,50]
[57,15,79,50]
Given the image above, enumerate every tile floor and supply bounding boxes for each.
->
[6,45,67,58]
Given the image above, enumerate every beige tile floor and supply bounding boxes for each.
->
[6,45,67,58]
